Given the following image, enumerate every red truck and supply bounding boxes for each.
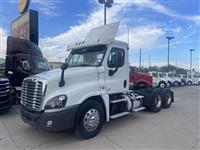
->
[129,66,153,88]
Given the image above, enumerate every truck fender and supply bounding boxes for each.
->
[76,94,110,122]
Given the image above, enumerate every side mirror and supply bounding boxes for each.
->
[61,63,69,70]
[59,63,69,87]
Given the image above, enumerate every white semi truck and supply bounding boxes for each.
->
[20,22,174,139]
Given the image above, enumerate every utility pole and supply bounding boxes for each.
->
[166,36,175,72]
[149,53,151,71]
[190,49,195,76]
[127,22,129,48]
[139,48,142,69]
[98,0,114,25]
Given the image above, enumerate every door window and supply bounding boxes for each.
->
[108,48,125,68]
[16,59,31,72]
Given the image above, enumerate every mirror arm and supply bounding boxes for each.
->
[59,69,65,87]
[109,67,119,76]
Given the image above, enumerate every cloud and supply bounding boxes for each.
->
[116,25,165,50]
[115,0,200,24]
[40,1,167,61]
[0,28,7,58]
[32,0,62,17]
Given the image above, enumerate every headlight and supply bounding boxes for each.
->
[45,95,67,109]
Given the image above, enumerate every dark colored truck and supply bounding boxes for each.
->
[5,36,51,103]
[0,74,12,112]
[129,66,153,88]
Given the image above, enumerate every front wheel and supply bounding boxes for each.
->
[75,101,105,139]
[158,81,167,88]
[173,81,180,87]
[187,81,192,86]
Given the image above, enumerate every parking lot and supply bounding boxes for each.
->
[0,86,199,150]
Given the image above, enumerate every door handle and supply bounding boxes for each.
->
[124,80,127,88]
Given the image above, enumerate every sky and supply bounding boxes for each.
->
[0,0,200,71]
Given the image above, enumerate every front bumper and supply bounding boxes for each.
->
[20,105,79,131]
[0,95,12,111]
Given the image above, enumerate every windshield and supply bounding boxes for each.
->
[159,73,164,78]
[67,45,106,67]
[33,59,51,72]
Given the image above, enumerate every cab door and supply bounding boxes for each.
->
[104,46,129,94]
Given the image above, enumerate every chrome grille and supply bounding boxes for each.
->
[21,79,43,111]
[0,79,10,97]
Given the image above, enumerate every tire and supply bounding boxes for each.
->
[136,82,148,88]
[173,81,179,87]
[149,91,162,113]
[161,89,173,108]
[198,81,200,85]
[75,100,105,139]
[187,81,192,86]
[158,81,167,88]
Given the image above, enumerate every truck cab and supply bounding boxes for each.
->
[148,71,169,88]
[5,36,51,102]
[129,66,152,88]
[20,22,174,139]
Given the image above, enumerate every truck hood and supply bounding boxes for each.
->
[33,67,97,81]
[31,67,99,105]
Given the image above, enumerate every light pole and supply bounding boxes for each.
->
[189,49,195,75]
[166,36,174,72]
[98,0,114,25]
[139,48,142,69]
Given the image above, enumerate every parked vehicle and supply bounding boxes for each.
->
[171,74,182,87]
[0,74,12,112]
[129,66,152,89]
[179,74,187,85]
[186,75,193,86]
[161,72,174,86]
[192,74,200,85]
[5,36,51,103]
[148,71,169,88]
[20,22,174,139]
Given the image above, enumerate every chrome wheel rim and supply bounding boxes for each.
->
[83,109,100,132]
[160,83,165,88]
[167,95,171,104]
[156,96,162,108]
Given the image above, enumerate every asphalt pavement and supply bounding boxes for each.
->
[0,86,199,150]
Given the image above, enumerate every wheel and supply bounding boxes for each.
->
[158,81,167,88]
[187,81,192,86]
[173,81,179,87]
[161,89,173,108]
[149,91,162,113]
[136,82,148,89]
[198,81,200,85]
[75,100,105,139]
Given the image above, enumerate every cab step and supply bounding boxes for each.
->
[132,107,145,112]
[110,112,129,119]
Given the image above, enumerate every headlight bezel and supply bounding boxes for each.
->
[45,95,67,110]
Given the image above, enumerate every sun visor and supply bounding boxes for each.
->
[83,22,120,46]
